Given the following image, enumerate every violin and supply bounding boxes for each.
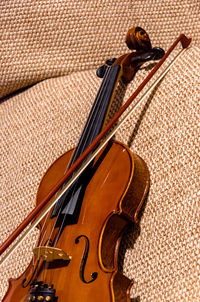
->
[1,28,191,302]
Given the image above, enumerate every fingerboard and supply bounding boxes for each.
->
[51,65,121,225]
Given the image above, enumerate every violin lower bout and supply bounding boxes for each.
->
[3,140,149,302]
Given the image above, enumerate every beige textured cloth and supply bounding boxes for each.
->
[1,0,200,301]
[0,46,200,301]
[0,0,200,99]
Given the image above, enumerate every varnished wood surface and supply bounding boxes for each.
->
[3,141,149,302]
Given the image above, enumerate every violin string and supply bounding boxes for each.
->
[0,47,187,266]
[68,66,112,161]
[37,66,113,284]
[63,65,112,172]
[52,66,112,233]
[33,195,65,283]
[28,211,50,284]
[32,252,36,283]
[37,205,64,284]
[41,66,114,286]
[52,66,113,247]
[40,230,48,283]
[38,211,51,246]
[35,69,113,249]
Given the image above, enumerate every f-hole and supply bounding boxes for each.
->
[75,235,98,284]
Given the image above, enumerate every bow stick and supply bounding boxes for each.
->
[0,34,191,265]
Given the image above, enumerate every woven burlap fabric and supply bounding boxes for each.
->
[0,46,199,301]
[0,0,200,99]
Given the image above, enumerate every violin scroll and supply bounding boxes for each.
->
[97,27,165,82]
[125,26,152,51]
[111,27,165,82]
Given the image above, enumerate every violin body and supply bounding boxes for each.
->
[3,140,149,302]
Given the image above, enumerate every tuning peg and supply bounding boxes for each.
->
[96,58,117,78]
[151,47,165,60]
[105,58,117,65]
[96,65,107,78]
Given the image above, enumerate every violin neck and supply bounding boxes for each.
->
[70,64,121,166]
